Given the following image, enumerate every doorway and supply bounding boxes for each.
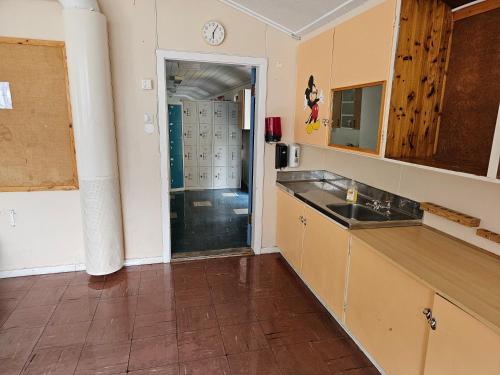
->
[156,51,267,262]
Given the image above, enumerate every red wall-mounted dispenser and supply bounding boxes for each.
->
[265,117,282,142]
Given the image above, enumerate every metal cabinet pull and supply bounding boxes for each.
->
[429,317,437,330]
[422,308,432,320]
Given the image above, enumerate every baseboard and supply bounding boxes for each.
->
[0,256,166,279]
[259,246,281,254]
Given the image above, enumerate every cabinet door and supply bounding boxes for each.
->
[214,125,228,146]
[423,294,500,375]
[346,236,433,375]
[198,166,213,188]
[183,124,197,146]
[182,101,198,124]
[198,123,212,146]
[213,145,228,167]
[214,102,227,125]
[228,146,240,167]
[331,0,396,88]
[228,102,239,125]
[227,166,240,188]
[184,166,198,188]
[301,206,349,318]
[276,189,305,271]
[198,145,212,167]
[294,28,334,146]
[228,126,241,146]
[198,101,213,124]
[213,166,227,188]
[183,144,197,167]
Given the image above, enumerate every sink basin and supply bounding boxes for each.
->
[326,203,388,221]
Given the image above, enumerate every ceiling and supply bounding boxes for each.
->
[166,61,251,100]
[219,0,372,37]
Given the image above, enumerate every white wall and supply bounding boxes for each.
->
[0,0,85,273]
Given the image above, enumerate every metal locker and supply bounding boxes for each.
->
[183,124,197,146]
[213,166,227,188]
[182,101,198,124]
[213,102,228,125]
[213,145,227,167]
[228,126,242,146]
[184,166,199,188]
[183,144,197,166]
[213,125,227,146]
[198,144,212,167]
[198,166,213,188]
[228,102,238,125]
[198,123,212,145]
[227,166,240,188]
[197,101,213,124]
[228,145,240,167]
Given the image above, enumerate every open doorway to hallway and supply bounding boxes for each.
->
[165,60,256,259]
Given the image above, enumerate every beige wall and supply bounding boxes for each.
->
[0,0,85,272]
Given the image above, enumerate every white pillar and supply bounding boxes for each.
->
[60,1,124,275]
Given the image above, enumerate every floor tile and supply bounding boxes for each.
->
[17,286,66,308]
[75,341,131,375]
[49,299,98,326]
[133,311,176,339]
[214,302,258,326]
[36,322,90,349]
[0,327,44,375]
[175,287,212,308]
[86,317,134,344]
[128,334,178,371]
[272,342,330,375]
[139,276,174,295]
[0,276,38,292]
[210,284,251,305]
[32,273,74,289]
[174,273,208,291]
[70,272,105,286]
[127,364,179,374]
[62,282,104,301]
[93,296,137,320]
[179,356,231,375]
[2,305,56,329]
[101,277,140,299]
[136,293,175,315]
[227,349,281,375]
[331,367,379,375]
[21,345,82,375]
[177,304,218,333]
[177,327,225,362]
[221,322,268,355]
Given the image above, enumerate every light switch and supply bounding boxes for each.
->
[141,79,153,90]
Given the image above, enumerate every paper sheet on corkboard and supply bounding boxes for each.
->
[0,38,78,191]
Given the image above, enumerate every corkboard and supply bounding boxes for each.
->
[0,37,78,191]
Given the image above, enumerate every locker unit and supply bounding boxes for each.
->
[168,104,184,189]
[181,100,242,190]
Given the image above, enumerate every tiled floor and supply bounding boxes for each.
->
[0,254,379,375]
[170,188,249,253]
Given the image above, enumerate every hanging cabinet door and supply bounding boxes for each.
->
[331,0,396,88]
[276,189,305,271]
[300,205,349,318]
[345,236,433,375]
[294,28,334,147]
[423,294,500,375]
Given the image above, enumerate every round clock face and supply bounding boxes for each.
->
[202,21,225,46]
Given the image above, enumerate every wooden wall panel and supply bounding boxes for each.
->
[0,38,78,191]
[385,0,452,159]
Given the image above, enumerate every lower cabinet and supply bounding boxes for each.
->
[276,189,305,271]
[301,204,349,318]
[345,236,433,375]
[423,294,500,375]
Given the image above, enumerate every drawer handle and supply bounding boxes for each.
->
[429,317,437,330]
[422,308,432,320]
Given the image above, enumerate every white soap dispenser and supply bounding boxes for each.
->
[288,143,301,168]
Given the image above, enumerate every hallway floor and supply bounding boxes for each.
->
[170,189,249,254]
[0,254,379,375]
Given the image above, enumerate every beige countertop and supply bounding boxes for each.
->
[351,226,500,335]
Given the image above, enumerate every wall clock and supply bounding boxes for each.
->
[202,21,225,46]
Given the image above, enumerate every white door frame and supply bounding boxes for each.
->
[156,50,268,263]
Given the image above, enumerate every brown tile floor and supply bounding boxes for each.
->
[0,254,379,375]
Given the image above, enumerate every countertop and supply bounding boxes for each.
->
[352,226,500,335]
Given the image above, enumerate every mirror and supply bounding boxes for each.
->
[329,82,384,153]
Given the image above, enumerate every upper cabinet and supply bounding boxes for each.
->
[294,28,334,147]
[330,0,397,88]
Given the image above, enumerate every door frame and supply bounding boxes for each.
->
[156,49,268,263]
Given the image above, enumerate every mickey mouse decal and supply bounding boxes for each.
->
[304,75,324,134]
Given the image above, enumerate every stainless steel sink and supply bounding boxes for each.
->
[326,203,388,221]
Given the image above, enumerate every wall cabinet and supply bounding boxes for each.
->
[423,294,500,375]
[345,236,433,375]
[300,204,349,318]
[294,28,334,147]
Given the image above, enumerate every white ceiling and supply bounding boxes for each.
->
[166,61,251,100]
[219,0,371,38]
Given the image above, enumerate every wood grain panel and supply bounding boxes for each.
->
[386,0,452,159]
[420,202,480,227]
[476,228,500,244]
[0,37,78,191]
